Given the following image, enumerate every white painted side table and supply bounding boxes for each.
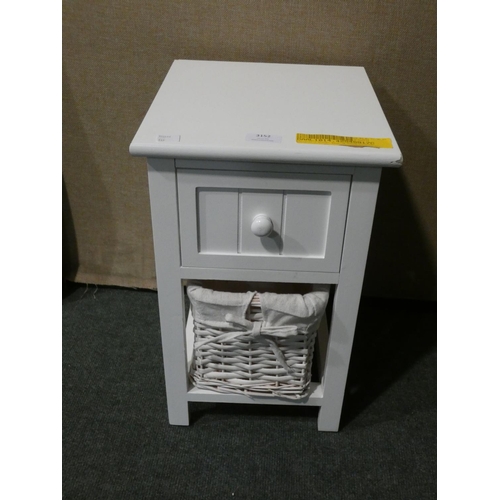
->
[130,60,402,431]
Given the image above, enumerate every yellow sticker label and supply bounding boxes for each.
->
[296,133,393,149]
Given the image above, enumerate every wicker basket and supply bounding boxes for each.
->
[187,284,329,399]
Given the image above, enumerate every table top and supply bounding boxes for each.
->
[130,60,402,167]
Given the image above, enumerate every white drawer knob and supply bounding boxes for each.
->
[251,214,273,237]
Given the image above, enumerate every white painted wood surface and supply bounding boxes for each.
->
[176,159,356,176]
[317,167,381,431]
[177,168,351,273]
[178,266,341,285]
[147,158,190,426]
[130,60,402,167]
[131,61,401,432]
[197,188,238,254]
[187,383,324,406]
[282,191,331,257]
[316,311,330,386]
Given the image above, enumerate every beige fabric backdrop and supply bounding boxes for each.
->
[62,0,436,300]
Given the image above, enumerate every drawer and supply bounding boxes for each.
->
[177,168,351,273]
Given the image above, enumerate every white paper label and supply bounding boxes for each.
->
[157,134,180,143]
[246,133,282,143]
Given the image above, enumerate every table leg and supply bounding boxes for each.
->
[318,167,381,431]
[148,158,190,426]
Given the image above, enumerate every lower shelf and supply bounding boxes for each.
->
[186,382,324,406]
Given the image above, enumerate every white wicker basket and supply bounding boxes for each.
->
[187,284,329,399]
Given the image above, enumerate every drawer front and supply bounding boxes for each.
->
[177,169,351,273]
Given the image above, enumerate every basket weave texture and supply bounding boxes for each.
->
[187,284,329,399]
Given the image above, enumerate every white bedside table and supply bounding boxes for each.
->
[130,60,402,431]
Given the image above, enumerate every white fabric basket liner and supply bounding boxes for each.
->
[187,284,329,399]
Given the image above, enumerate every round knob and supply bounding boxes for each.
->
[251,214,273,237]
